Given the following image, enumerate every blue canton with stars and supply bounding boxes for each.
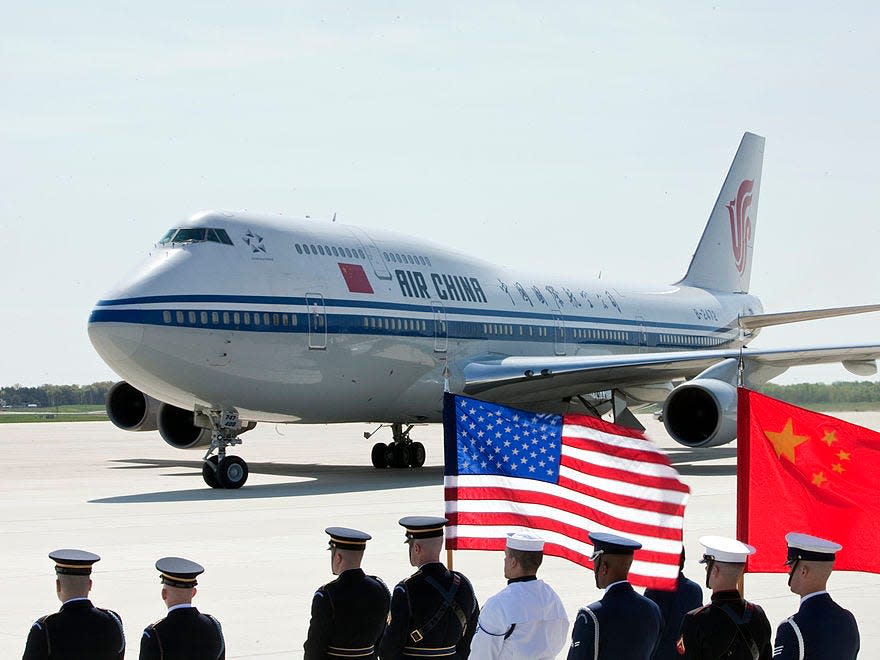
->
[452,396,563,483]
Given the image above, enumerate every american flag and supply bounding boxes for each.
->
[442,394,690,589]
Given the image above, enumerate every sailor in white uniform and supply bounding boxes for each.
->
[470,532,569,660]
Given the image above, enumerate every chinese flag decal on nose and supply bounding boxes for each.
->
[338,263,374,294]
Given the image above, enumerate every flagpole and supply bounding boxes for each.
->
[447,548,454,571]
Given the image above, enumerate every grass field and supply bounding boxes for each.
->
[0,405,107,423]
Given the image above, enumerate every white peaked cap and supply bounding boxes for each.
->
[506,532,545,552]
[785,532,842,558]
[699,535,756,563]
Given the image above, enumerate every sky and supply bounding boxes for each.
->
[2,2,879,386]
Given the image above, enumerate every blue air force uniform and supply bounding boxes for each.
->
[379,517,480,659]
[139,557,225,660]
[644,563,703,660]
[772,533,859,660]
[567,533,662,660]
[303,527,391,659]
[23,549,125,660]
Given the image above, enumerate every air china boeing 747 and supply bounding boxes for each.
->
[88,133,880,488]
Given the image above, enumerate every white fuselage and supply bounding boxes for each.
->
[88,211,762,423]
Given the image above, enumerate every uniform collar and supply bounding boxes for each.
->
[339,568,365,580]
[61,597,91,608]
[605,580,630,592]
[168,603,196,613]
[507,575,538,585]
[800,590,828,605]
[711,589,743,603]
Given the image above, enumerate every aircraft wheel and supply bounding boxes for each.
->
[371,442,390,469]
[392,443,411,469]
[409,442,426,468]
[218,455,249,489]
[202,456,220,488]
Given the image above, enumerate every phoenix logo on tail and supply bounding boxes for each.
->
[727,179,754,275]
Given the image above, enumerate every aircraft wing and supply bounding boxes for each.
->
[460,344,880,403]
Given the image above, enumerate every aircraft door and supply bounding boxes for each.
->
[636,315,648,350]
[553,311,566,355]
[346,227,392,280]
[306,293,327,350]
[432,302,447,353]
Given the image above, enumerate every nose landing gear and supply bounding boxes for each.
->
[366,422,426,469]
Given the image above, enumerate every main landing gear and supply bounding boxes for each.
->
[201,412,254,489]
[367,422,426,469]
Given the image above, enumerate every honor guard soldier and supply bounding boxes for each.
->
[644,549,703,660]
[470,532,569,660]
[772,532,859,659]
[303,527,391,659]
[139,557,225,660]
[379,516,480,659]
[23,549,125,660]
[567,532,661,660]
[676,536,771,660]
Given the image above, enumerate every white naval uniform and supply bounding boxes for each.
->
[470,577,569,660]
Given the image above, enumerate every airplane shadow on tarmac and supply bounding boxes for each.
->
[90,459,444,504]
[90,444,736,504]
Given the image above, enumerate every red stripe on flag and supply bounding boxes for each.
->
[559,456,691,494]
[563,413,649,440]
[562,434,672,466]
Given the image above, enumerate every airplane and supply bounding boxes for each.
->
[88,132,880,489]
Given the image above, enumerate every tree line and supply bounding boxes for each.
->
[1,380,879,409]
[0,382,114,407]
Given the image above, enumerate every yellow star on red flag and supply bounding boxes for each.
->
[821,430,838,447]
[764,418,810,463]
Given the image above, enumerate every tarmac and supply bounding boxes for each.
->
[1,413,878,658]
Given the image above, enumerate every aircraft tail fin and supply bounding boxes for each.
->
[678,132,765,293]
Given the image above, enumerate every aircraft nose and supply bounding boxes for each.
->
[87,313,145,364]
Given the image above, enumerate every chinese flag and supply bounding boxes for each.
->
[737,388,880,573]
[338,263,374,294]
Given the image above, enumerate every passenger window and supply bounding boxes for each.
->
[212,312,219,324]
[282,314,289,326]
[243,313,251,325]
[311,244,318,254]
[233,312,240,324]
[343,248,352,258]
[176,311,184,323]
[317,245,325,255]
[253,314,260,326]
[331,246,339,256]
[200,311,208,324]
[358,249,366,259]
[295,244,303,254]
[188,311,196,324]
[324,245,331,255]
[383,252,390,261]
[223,312,230,324]
[273,313,280,326]
[264,313,270,325]
[163,311,172,323]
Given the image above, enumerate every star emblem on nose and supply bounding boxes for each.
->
[242,231,267,253]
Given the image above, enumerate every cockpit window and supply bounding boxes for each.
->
[157,227,234,246]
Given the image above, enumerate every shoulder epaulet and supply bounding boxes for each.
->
[370,574,391,595]
[31,614,51,629]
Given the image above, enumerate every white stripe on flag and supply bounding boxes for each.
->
[563,423,671,457]
[562,443,683,480]
[558,465,689,505]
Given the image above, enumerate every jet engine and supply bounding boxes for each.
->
[106,381,160,432]
[661,378,737,448]
[157,403,213,449]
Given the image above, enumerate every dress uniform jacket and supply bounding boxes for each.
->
[139,605,225,660]
[379,561,479,659]
[644,574,703,660]
[772,591,859,660]
[303,567,391,659]
[566,581,662,660]
[677,589,771,660]
[23,598,125,660]
[470,576,569,660]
